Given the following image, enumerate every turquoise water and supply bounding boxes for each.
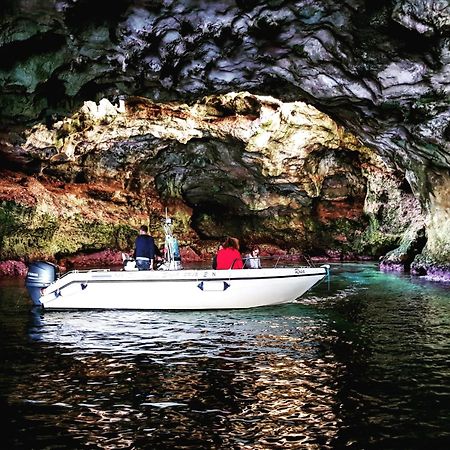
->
[0,263,449,449]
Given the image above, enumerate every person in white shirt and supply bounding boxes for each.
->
[245,246,261,269]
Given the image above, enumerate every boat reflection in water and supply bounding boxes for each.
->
[25,304,339,449]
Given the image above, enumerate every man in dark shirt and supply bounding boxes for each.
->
[133,225,156,270]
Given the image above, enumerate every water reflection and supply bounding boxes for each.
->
[11,305,344,448]
[1,264,450,448]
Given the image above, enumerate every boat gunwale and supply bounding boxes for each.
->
[47,270,325,288]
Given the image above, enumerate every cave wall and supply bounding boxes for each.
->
[0,0,449,277]
[0,94,423,267]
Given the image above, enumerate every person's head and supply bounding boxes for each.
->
[223,237,239,250]
[140,225,148,234]
[251,246,260,256]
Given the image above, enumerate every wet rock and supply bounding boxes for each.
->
[0,1,449,279]
[0,260,27,277]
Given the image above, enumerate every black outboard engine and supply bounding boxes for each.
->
[25,261,58,306]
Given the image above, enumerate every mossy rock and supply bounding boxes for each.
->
[0,201,137,260]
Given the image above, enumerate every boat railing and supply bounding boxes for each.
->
[238,254,316,269]
[57,268,111,279]
[271,254,316,268]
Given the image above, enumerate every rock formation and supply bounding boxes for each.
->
[0,0,449,280]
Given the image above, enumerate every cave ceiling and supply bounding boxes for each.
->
[0,0,448,170]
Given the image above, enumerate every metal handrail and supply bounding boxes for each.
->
[58,267,111,279]
[234,254,315,269]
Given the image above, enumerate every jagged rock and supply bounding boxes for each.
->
[0,1,449,279]
[0,95,420,265]
[380,225,426,271]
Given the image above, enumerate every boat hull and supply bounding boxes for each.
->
[37,266,329,310]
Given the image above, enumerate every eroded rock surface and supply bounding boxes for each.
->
[0,95,426,268]
[0,0,449,278]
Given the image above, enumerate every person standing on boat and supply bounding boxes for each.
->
[133,225,156,270]
[244,245,262,269]
[216,237,244,269]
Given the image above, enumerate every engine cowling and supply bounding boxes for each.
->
[25,261,58,306]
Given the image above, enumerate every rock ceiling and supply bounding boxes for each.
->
[0,0,449,278]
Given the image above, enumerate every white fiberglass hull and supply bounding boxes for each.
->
[38,266,329,310]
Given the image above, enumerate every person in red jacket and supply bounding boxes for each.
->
[215,237,244,269]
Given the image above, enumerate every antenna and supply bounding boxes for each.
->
[165,207,171,225]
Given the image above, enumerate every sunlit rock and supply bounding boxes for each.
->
[0,0,449,278]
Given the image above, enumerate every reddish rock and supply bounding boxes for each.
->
[180,246,202,262]
[0,260,27,277]
[60,249,124,270]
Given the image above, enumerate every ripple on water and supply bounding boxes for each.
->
[1,264,450,448]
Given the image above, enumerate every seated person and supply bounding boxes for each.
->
[215,237,243,269]
[244,246,261,269]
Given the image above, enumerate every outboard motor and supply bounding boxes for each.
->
[25,261,58,306]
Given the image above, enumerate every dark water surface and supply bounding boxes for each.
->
[1,263,449,449]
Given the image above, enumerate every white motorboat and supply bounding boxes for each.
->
[25,217,330,310]
[25,263,329,310]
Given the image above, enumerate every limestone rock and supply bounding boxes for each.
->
[0,1,449,279]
